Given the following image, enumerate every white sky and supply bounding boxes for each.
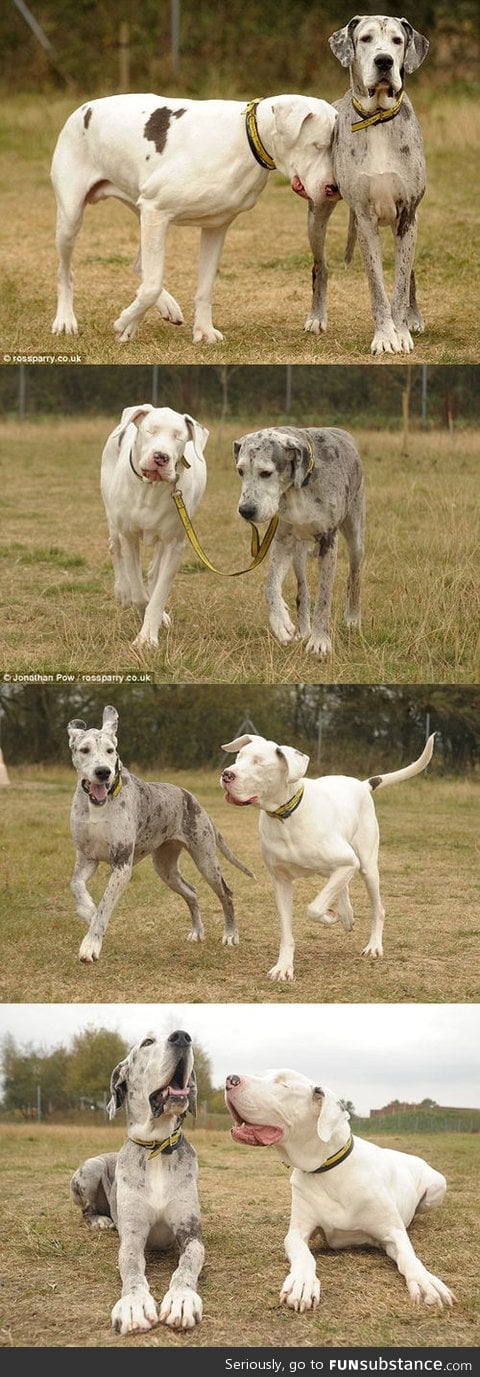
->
[0,1004,478,1115]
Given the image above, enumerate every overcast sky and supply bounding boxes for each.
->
[1,1003,478,1115]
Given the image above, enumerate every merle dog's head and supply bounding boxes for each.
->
[67,704,120,807]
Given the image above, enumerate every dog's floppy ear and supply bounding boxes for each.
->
[233,440,242,464]
[222,736,253,752]
[67,718,87,747]
[399,19,429,72]
[102,705,118,740]
[188,1068,197,1119]
[314,1085,349,1143]
[111,404,154,447]
[107,1057,129,1120]
[275,745,309,785]
[329,17,361,67]
[272,96,313,146]
[184,415,209,464]
[290,438,316,490]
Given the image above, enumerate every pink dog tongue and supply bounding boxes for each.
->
[163,1084,188,1101]
[89,782,108,803]
[231,1123,283,1146]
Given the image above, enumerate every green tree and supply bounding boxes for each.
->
[65,1027,129,1104]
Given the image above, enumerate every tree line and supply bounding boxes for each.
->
[0,683,478,774]
[1,1028,214,1119]
[1,364,479,427]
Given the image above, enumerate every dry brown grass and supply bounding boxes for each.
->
[0,1122,478,1348]
[0,418,478,683]
[1,767,478,1005]
[0,92,479,364]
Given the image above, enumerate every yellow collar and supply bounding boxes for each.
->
[110,768,123,799]
[129,1127,182,1159]
[243,98,276,171]
[351,90,404,131]
[266,784,304,822]
[313,1134,354,1173]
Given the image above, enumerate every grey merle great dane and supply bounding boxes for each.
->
[71,1028,204,1333]
[68,704,253,963]
[305,15,429,354]
[234,425,365,657]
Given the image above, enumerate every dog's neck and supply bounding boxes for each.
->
[259,779,306,819]
[275,1124,353,1175]
[349,69,405,115]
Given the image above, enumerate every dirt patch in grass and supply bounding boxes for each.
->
[0,419,478,684]
[0,92,479,364]
[0,768,478,1005]
[0,1123,477,1348]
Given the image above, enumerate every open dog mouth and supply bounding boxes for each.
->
[226,1093,283,1147]
[223,788,258,808]
[149,1056,190,1116]
[82,779,109,807]
[369,81,398,98]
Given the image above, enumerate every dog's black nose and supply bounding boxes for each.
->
[222,769,235,783]
[95,767,111,781]
[168,1030,192,1048]
[376,53,394,69]
[239,503,257,521]
[226,1074,241,1087]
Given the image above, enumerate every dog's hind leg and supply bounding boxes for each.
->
[293,540,311,641]
[71,1154,117,1230]
[152,841,205,942]
[340,485,365,628]
[187,837,239,948]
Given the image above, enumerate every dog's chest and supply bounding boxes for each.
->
[280,489,328,541]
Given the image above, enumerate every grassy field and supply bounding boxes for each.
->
[0,766,478,1005]
[0,418,478,683]
[0,1123,478,1348]
[0,91,479,364]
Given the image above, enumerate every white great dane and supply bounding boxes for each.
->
[221,731,435,981]
[305,15,428,354]
[225,1070,454,1311]
[51,92,338,343]
[101,404,208,650]
[72,1029,204,1334]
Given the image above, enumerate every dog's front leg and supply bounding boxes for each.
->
[159,1221,205,1330]
[306,529,338,657]
[281,1192,320,1312]
[132,538,185,650]
[292,540,311,640]
[111,1216,158,1335]
[193,223,231,344]
[355,212,402,355]
[79,856,133,963]
[114,204,171,343]
[304,199,338,334]
[268,872,295,982]
[70,850,98,922]
[390,216,418,354]
[265,527,297,645]
[381,1211,454,1309]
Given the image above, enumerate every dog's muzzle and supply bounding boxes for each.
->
[81,770,112,807]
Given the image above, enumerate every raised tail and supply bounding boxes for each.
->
[344,209,357,265]
[366,734,436,793]
[214,828,256,879]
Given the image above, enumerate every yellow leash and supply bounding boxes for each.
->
[172,490,279,576]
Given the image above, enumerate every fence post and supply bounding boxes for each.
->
[118,21,130,91]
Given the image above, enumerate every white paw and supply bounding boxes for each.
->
[79,934,102,963]
[371,323,401,355]
[308,904,338,925]
[159,1287,203,1329]
[280,1270,321,1312]
[394,325,414,354]
[407,1272,454,1309]
[305,632,332,657]
[362,940,383,958]
[407,307,425,334]
[187,929,205,943]
[222,929,240,947]
[304,313,327,334]
[157,289,184,325]
[268,961,294,982]
[270,602,296,644]
[111,1291,158,1334]
[89,1215,116,1231]
[344,610,361,628]
[193,325,224,344]
[113,312,139,343]
[52,314,78,336]
[131,631,159,651]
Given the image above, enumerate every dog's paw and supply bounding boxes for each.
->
[89,1215,116,1231]
[79,934,102,963]
[280,1270,321,1312]
[52,312,78,336]
[113,310,139,343]
[362,939,383,958]
[111,1290,158,1334]
[193,325,224,344]
[131,631,160,651]
[270,602,296,645]
[307,903,338,925]
[222,929,240,947]
[304,313,327,334]
[305,631,332,658]
[187,928,205,943]
[394,325,414,354]
[268,961,294,982]
[407,306,425,334]
[157,289,184,325]
[159,1287,203,1329]
[370,323,401,355]
[407,1272,454,1309]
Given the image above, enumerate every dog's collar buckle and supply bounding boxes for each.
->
[351,90,404,131]
[130,1126,183,1160]
[266,784,304,822]
[243,98,276,171]
[313,1134,354,1173]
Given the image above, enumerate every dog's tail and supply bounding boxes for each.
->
[365,734,436,794]
[214,829,256,879]
[344,210,357,266]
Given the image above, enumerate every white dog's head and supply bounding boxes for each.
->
[270,96,340,204]
[330,15,429,104]
[67,704,120,808]
[221,734,309,812]
[108,1029,197,1140]
[114,404,209,485]
[225,1069,350,1170]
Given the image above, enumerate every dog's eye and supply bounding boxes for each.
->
[141,1037,155,1048]
[106,747,115,754]
[259,470,273,479]
[360,34,372,43]
[392,36,403,45]
[237,467,244,477]
[79,746,90,754]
